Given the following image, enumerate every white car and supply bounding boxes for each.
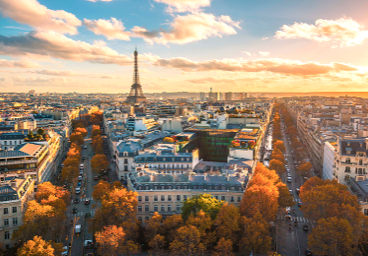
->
[75,187,81,194]
[287,177,292,183]
[287,173,291,177]
[61,246,68,255]
[78,175,83,181]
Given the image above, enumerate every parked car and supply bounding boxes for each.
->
[75,224,81,234]
[289,189,293,195]
[287,173,291,177]
[74,198,80,204]
[77,182,81,187]
[75,188,81,194]
[296,188,300,194]
[287,177,292,183]
[84,146,87,149]
[78,176,83,181]
[298,199,302,207]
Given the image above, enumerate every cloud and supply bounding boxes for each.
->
[84,18,131,40]
[30,69,82,76]
[275,17,368,47]
[154,57,360,76]
[0,59,41,68]
[187,76,235,84]
[86,0,113,2]
[259,51,270,56]
[11,76,69,84]
[0,31,133,65]
[153,0,211,13]
[0,0,81,35]
[135,12,240,44]
[98,75,122,79]
[262,37,269,40]
[243,51,251,56]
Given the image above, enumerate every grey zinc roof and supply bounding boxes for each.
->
[117,141,142,153]
[0,150,30,158]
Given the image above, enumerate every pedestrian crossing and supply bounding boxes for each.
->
[70,197,94,204]
[277,214,315,224]
[67,210,95,218]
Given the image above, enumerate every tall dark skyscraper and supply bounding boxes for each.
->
[126,48,146,104]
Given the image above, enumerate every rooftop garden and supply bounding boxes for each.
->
[229,140,256,150]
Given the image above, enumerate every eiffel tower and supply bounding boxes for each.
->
[125,47,147,104]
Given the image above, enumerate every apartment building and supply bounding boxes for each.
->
[0,133,26,151]
[0,175,34,249]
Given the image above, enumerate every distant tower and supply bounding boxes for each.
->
[126,47,147,104]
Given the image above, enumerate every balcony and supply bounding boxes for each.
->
[0,159,38,166]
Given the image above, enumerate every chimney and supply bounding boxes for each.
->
[204,172,207,181]
[365,138,368,150]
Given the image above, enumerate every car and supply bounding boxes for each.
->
[72,208,78,214]
[94,175,98,180]
[84,146,87,149]
[78,176,82,181]
[74,198,80,204]
[287,173,291,177]
[298,199,302,207]
[303,224,309,232]
[90,141,92,144]
[82,157,85,161]
[305,248,313,256]
[61,163,64,168]
[85,199,90,205]
[75,188,81,194]
[296,188,300,194]
[287,177,292,183]
[61,246,68,255]
[77,182,81,187]
[289,189,293,194]
[79,171,83,175]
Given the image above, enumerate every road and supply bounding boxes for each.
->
[64,125,117,256]
[276,119,313,256]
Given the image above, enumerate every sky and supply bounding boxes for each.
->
[1,0,368,93]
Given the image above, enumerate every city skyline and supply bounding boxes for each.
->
[1,0,368,93]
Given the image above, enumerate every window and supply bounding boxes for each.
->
[345,167,351,173]
[154,205,158,212]
[161,195,165,201]
[12,218,17,226]
[215,196,219,200]
[176,205,181,212]
[230,196,234,202]
[138,206,142,212]
[145,217,149,223]
[183,195,187,201]
[154,195,158,202]
[124,165,128,171]
[4,231,9,240]
[238,197,241,202]
[161,205,165,212]
[167,205,171,212]
[346,158,351,163]
[138,196,142,202]
[12,207,17,213]
[177,195,181,201]
[4,219,9,226]
[168,195,172,201]
[138,217,142,223]
[145,196,149,202]
[360,159,363,165]
[124,159,128,164]
[364,209,368,216]
[221,196,226,201]
[145,205,149,212]
[4,208,8,215]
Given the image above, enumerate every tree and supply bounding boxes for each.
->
[161,214,184,245]
[163,137,174,143]
[308,217,355,256]
[297,162,312,177]
[186,210,215,249]
[253,163,279,185]
[240,184,279,222]
[95,225,139,256]
[271,148,285,163]
[17,236,55,256]
[61,165,79,183]
[169,225,205,256]
[92,180,112,202]
[276,182,295,208]
[239,211,272,255]
[145,212,162,242]
[27,130,34,139]
[269,159,286,176]
[37,128,45,136]
[70,132,84,145]
[91,154,109,174]
[148,234,165,256]
[182,194,224,220]
[215,203,241,243]
[74,127,87,137]
[273,140,285,152]
[35,182,69,205]
[212,238,234,256]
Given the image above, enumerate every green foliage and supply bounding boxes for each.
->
[181,194,224,220]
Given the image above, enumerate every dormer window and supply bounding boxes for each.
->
[346,158,351,163]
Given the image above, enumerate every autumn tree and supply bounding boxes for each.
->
[212,238,235,256]
[182,194,224,220]
[95,225,139,256]
[253,163,279,184]
[70,132,84,145]
[91,154,109,174]
[269,159,286,176]
[160,214,184,246]
[276,182,295,209]
[308,217,355,256]
[92,180,112,202]
[239,211,272,255]
[61,165,79,183]
[186,210,215,249]
[74,127,87,137]
[35,182,69,205]
[93,187,138,239]
[240,184,279,222]
[273,140,285,152]
[148,234,165,256]
[169,225,205,256]
[17,236,55,256]
[215,203,241,243]
[297,162,312,177]
[163,137,174,143]
[270,148,285,163]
